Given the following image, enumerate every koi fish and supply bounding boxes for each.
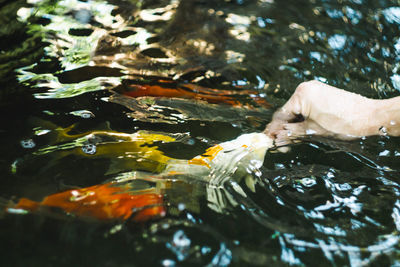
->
[10,182,165,222]
[9,132,273,222]
[118,79,271,108]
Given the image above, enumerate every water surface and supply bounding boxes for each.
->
[1,0,400,266]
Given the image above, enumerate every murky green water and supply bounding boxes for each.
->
[1,0,400,265]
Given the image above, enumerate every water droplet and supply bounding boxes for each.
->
[390,120,396,126]
[379,126,388,136]
[20,139,35,149]
[82,144,97,154]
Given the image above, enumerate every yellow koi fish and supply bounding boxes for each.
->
[8,131,273,222]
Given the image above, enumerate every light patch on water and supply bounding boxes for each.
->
[315,200,341,212]
[16,7,34,22]
[334,183,352,191]
[392,200,400,231]
[70,110,95,118]
[34,129,51,136]
[19,69,121,98]
[225,50,245,64]
[259,0,274,3]
[177,203,185,211]
[226,13,251,26]
[345,6,362,24]
[382,7,400,24]
[319,239,338,263]
[210,243,232,266]
[232,79,248,86]
[122,28,153,49]
[139,2,177,22]
[201,246,211,255]
[257,17,266,28]
[226,13,252,42]
[279,235,302,266]
[309,51,322,61]
[303,210,324,219]
[314,223,347,236]
[166,230,191,261]
[11,160,18,174]
[328,34,347,50]
[82,144,97,155]
[108,224,123,235]
[390,73,400,91]
[314,76,327,83]
[20,139,35,149]
[333,195,363,215]
[74,9,91,24]
[161,259,176,267]
[7,208,29,215]
[394,38,400,56]
[326,9,343,19]
[299,177,317,187]
[379,150,390,157]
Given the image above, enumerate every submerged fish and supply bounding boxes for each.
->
[8,132,273,222]
[12,182,165,222]
[119,78,271,108]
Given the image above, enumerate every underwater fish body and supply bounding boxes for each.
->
[8,133,273,222]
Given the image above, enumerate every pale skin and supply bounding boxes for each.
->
[264,80,400,147]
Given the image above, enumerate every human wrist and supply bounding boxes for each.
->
[371,97,400,136]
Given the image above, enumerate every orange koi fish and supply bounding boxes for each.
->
[8,132,273,222]
[119,79,271,108]
[10,182,165,222]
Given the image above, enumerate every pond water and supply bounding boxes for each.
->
[1,0,400,266]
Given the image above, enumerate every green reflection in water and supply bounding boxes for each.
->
[18,65,122,98]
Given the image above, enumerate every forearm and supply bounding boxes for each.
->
[266,80,400,140]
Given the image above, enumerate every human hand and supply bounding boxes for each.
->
[264,80,383,147]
